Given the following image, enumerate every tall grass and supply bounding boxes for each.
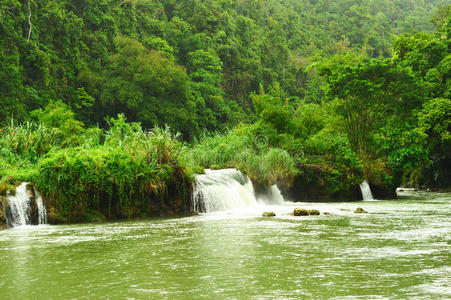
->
[0,115,193,221]
[0,120,61,168]
[186,127,299,188]
[35,116,192,221]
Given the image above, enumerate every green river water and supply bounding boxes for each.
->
[0,189,450,299]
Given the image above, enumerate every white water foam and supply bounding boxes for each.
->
[4,182,48,227]
[360,180,374,201]
[192,169,288,213]
[192,169,258,213]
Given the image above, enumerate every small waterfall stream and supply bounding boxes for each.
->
[3,182,48,227]
[359,180,374,201]
[193,169,258,212]
[35,191,48,225]
[192,169,285,213]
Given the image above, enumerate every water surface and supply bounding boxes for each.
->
[0,190,450,299]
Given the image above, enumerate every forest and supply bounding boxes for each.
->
[0,0,450,222]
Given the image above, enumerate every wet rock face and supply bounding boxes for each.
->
[0,196,6,229]
[369,183,397,199]
[280,175,362,202]
[27,185,40,225]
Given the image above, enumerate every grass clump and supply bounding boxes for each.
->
[186,125,299,189]
[36,115,192,222]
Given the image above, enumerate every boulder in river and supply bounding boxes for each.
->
[292,208,309,216]
[354,207,368,214]
[307,209,320,215]
[262,211,276,217]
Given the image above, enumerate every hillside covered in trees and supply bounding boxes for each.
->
[1,0,446,131]
[0,0,450,222]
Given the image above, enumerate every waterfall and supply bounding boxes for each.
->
[192,169,288,213]
[258,185,285,205]
[359,180,374,201]
[4,182,48,227]
[192,169,259,213]
[35,190,48,224]
[4,182,30,227]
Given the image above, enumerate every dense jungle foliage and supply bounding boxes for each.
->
[0,0,450,220]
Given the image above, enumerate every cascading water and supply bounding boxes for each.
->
[192,169,259,213]
[4,182,30,227]
[258,185,285,205]
[4,182,48,227]
[35,190,48,225]
[359,180,374,201]
[192,169,288,213]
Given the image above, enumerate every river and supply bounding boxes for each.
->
[0,189,449,299]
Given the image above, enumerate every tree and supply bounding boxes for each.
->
[416,97,451,187]
[99,36,198,138]
[319,54,421,155]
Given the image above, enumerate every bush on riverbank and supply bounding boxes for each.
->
[0,113,194,223]
[36,115,193,222]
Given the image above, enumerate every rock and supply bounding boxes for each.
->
[0,198,5,229]
[262,211,276,217]
[323,212,330,215]
[0,184,10,196]
[354,207,368,214]
[292,208,309,216]
[307,209,320,215]
[292,208,321,216]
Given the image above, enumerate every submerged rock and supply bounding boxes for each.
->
[354,207,368,214]
[262,211,276,217]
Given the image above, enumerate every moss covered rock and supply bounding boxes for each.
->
[0,183,14,196]
[292,208,321,216]
[262,211,276,217]
[354,207,368,214]
[292,208,309,216]
[307,209,320,215]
